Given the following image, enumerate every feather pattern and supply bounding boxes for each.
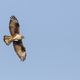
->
[3,16,26,61]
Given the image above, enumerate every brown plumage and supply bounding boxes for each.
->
[3,16,26,61]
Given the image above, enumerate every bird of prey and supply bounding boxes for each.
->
[3,16,26,61]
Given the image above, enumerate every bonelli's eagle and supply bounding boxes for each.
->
[3,16,26,61]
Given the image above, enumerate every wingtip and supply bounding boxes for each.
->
[10,15,18,21]
[10,15,16,19]
[20,52,26,61]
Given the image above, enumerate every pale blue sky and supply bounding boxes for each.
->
[0,0,80,80]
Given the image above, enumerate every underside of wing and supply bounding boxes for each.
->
[9,16,20,36]
[13,40,26,61]
[4,15,27,61]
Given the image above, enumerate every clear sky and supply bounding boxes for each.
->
[0,0,80,80]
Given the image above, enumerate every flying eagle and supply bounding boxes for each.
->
[3,16,26,61]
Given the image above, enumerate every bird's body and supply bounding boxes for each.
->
[4,16,26,61]
[4,34,24,45]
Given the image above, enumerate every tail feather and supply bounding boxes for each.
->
[4,35,13,45]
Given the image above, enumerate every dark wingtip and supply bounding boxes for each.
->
[10,15,16,19]
[10,15,18,21]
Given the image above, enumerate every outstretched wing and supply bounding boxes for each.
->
[9,16,20,36]
[13,40,26,61]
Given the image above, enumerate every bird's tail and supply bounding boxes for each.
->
[3,35,13,45]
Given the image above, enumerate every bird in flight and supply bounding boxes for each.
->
[3,16,26,61]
